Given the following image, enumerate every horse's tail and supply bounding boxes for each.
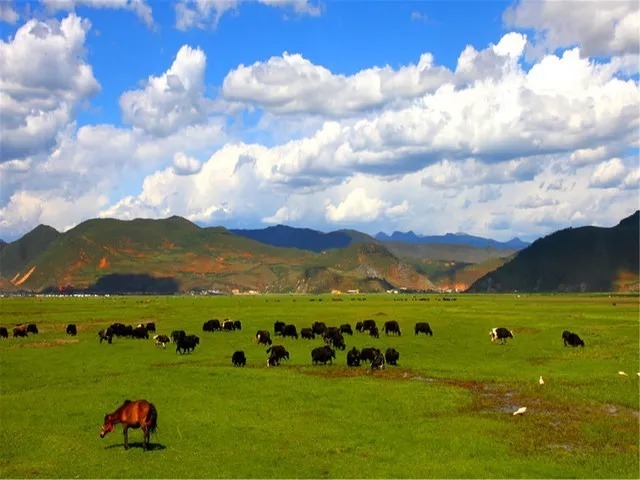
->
[146,402,158,433]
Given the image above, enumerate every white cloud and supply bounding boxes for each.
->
[0,14,100,162]
[589,157,628,188]
[172,152,202,175]
[0,1,19,23]
[504,0,639,57]
[40,0,154,27]
[516,194,559,209]
[262,205,302,224]
[325,188,386,223]
[175,0,320,30]
[222,51,452,116]
[119,45,209,137]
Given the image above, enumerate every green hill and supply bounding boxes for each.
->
[0,217,430,294]
[0,224,60,282]
[467,211,639,293]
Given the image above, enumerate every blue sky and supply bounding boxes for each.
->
[0,0,638,242]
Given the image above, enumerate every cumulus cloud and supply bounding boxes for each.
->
[262,205,302,224]
[172,152,202,175]
[40,0,154,27]
[504,0,639,57]
[589,157,628,188]
[119,45,209,137]
[0,14,100,163]
[324,188,408,223]
[222,51,452,116]
[175,0,320,30]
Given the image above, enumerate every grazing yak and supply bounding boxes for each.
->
[274,321,286,336]
[360,347,381,364]
[131,326,149,339]
[266,345,289,366]
[222,320,235,331]
[346,347,361,367]
[312,321,327,336]
[0,327,8,339]
[232,351,247,367]
[490,327,513,344]
[339,324,353,336]
[385,348,400,366]
[311,345,336,365]
[109,322,127,337]
[26,323,39,334]
[300,327,315,340]
[256,330,273,345]
[203,319,221,332]
[355,321,364,333]
[146,322,156,333]
[98,328,114,344]
[323,329,346,350]
[362,319,377,332]
[153,334,171,348]
[369,326,380,339]
[383,320,401,336]
[176,335,199,354]
[171,330,186,343]
[415,322,433,336]
[66,324,77,336]
[282,324,298,339]
[371,352,385,370]
[562,330,585,347]
[13,325,28,338]
[233,320,242,331]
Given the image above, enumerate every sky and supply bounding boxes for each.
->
[0,0,638,243]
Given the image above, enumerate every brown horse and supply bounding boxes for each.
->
[100,399,158,450]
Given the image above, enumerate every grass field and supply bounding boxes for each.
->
[0,293,638,478]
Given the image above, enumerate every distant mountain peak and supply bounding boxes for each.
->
[374,230,530,250]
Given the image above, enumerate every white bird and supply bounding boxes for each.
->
[539,376,544,385]
[618,371,628,376]
[513,406,527,416]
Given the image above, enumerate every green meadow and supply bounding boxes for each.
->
[0,293,638,478]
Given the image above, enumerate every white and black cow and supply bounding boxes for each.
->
[153,334,171,348]
[371,352,385,370]
[490,327,513,344]
[256,330,273,345]
[266,345,289,366]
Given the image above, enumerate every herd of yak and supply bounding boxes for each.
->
[1,315,585,373]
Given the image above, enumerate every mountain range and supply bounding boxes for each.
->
[0,212,637,294]
[374,231,529,250]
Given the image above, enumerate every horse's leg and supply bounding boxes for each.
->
[142,426,149,450]
[123,426,129,450]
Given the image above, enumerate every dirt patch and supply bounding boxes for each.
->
[512,327,540,335]
[373,312,387,316]
[3,338,79,349]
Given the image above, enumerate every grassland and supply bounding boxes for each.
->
[0,293,638,478]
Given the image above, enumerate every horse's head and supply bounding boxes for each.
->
[100,414,115,438]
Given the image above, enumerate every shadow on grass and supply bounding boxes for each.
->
[104,442,166,451]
